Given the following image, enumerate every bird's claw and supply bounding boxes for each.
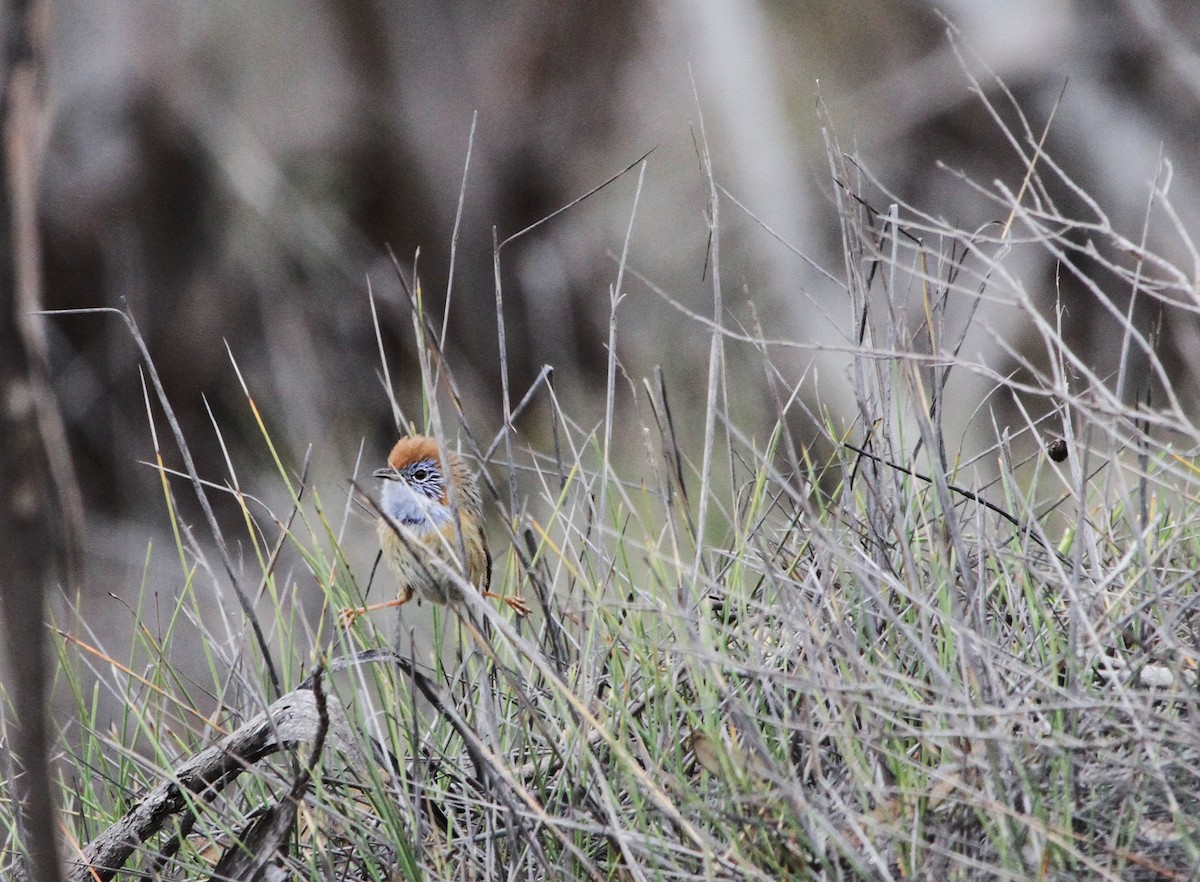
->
[337,606,363,628]
[504,594,533,617]
[484,591,532,617]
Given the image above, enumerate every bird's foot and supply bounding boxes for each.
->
[485,592,532,617]
[337,606,364,628]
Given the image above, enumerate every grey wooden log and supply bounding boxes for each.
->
[40,685,367,882]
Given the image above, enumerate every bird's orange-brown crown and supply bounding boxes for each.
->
[385,435,480,511]
[387,435,443,471]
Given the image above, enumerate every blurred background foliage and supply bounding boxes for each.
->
[35,1,1200,614]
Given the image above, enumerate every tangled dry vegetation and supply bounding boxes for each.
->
[11,92,1200,882]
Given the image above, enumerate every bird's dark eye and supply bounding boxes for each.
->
[411,467,429,482]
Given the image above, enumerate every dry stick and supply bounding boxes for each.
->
[522,527,569,676]
[998,78,1067,242]
[642,373,694,624]
[386,248,472,451]
[207,666,329,881]
[482,364,555,464]
[844,440,1070,567]
[548,373,565,492]
[438,111,478,366]
[492,225,519,520]
[496,147,655,254]
[153,658,326,878]
[1116,154,1165,407]
[651,366,697,541]
[368,277,404,432]
[40,306,283,699]
[689,66,724,603]
[61,678,364,882]
[599,160,647,550]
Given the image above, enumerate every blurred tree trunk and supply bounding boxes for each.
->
[1,1,73,880]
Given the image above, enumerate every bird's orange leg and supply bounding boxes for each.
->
[483,591,532,617]
[338,590,413,627]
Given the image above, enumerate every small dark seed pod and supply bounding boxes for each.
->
[1047,439,1068,462]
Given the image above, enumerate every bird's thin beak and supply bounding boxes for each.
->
[373,466,398,480]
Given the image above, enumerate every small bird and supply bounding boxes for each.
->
[339,435,530,626]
